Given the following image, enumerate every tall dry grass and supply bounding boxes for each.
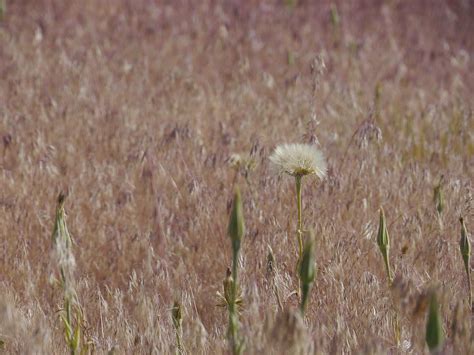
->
[0,0,473,353]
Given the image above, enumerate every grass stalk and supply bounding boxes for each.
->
[226,187,245,355]
[295,175,303,266]
[459,217,472,309]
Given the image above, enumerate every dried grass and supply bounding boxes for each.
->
[1,1,473,353]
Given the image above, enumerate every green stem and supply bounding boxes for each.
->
[383,251,393,285]
[175,328,182,355]
[229,250,240,355]
[295,175,303,263]
[300,283,310,314]
[465,264,472,309]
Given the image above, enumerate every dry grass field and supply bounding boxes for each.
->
[1,0,474,354]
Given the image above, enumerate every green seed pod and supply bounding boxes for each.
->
[266,245,275,275]
[459,217,472,306]
[377,208,389,251]
[426,292,444,353]
[377,208,393,283]
[299,234,316,313]
[433,184,444,214]
[171,301,182,330]
[228,187,245,256]
[459,217,471,269]
[223,268,234,307]
[0,0,5,20]
[299,237,315,285]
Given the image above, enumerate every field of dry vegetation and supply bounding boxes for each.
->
[1,0,474,354]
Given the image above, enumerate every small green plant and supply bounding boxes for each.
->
[223,187,245,355]
[0,0,5,20]
[425,291,444,353]
[330,3,340,29]
[376,207,401,345]
[299,233,315,314]
[459,217,471,307]
[269,143,327,273]
[433,179,444,215]
[284,0,298,9]
[51,193,90,355]
[171,301,183,354]
[376,207,393,284]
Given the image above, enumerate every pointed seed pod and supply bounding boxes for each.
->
[299,234,316,313]
[171,301,182,330]
[377,208,393,282]
[223,268,234,307]
[459,217,471,272]
[433,184,444,214]
[228,187,245,256]
[459,217,472,306]
[266,245,275,275]
[377,208,389,251]
[299,236,315,285]
[425,292,444,353]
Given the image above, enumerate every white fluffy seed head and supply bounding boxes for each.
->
[269,143,327,179]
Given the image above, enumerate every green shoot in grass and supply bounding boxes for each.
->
[299,233,315,314]
[51,193,90,355]
[376,207,393,284]
[171,300,183,354]
[226,187,245,355]
[433,178,444,215]
[459,217,471,308]
[425,291,444,354]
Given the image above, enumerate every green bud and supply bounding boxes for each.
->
[330,4,340,28]
[377,208,393,283]
[459,217,472,306]
[299,236,315,285]
[299,234,316,313]
[228,187,245,255]
[223,268,234,307]
[0,0,5,20]
[171,301,182,330]
[433,184,444,214]
[460,217,471,266]
[266,245,275,275]
[377,208,389,251]
[426,292,444,353]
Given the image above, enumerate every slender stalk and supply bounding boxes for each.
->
[464,263,472,308]
[383,252,393,285]
[300,283,310,313]
[229,250,239,355]
[175,332,182,355]
[295,175,303,263]
[227,186,244,355]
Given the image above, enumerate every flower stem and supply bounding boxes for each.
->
[295,175,303,263]
[464,262,472,309]
[383,251,393,285]
[228,250,240,355]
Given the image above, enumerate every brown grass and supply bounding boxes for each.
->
[1,0,473,353]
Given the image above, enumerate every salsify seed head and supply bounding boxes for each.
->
[269,143,327,179]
